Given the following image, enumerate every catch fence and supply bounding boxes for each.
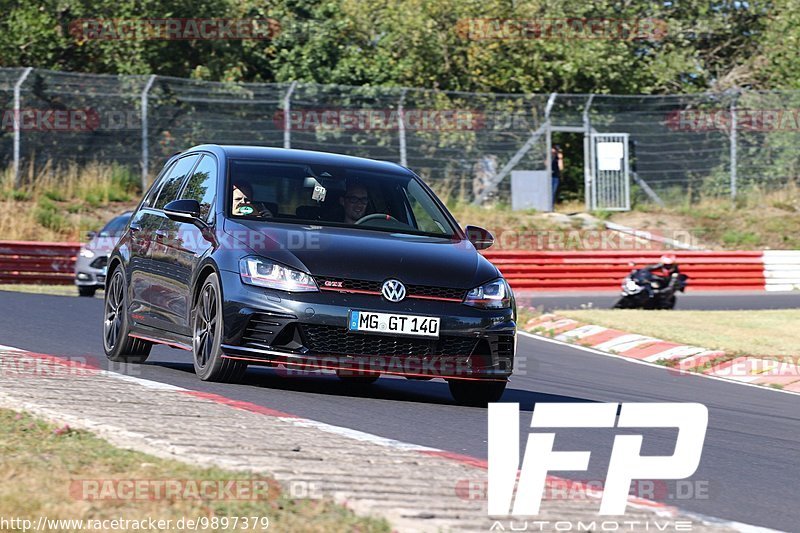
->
[2,67,799,209]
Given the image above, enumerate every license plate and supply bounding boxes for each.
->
[348,311,440,338]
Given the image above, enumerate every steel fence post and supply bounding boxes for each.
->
[140,74,157,190]
[398,89,407,167]
[730,92,738,200]
[582,94,594,212]
[283,81,297,149]
[12,67,33,187]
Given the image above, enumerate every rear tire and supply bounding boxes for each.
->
[192,273,247,383]
[448,379,507,406]
[78,286,97,297]
[103,268,151,363]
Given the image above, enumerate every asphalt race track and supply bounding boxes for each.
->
[1,290,798,531]
[517,289,800,312]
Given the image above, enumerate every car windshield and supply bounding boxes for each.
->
[228,159,456,238]
[98,214,131,237]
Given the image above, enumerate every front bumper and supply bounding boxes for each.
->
[74,254,108,288]
[218,270,516,380]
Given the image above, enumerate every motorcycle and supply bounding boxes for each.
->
[613,268,688,310]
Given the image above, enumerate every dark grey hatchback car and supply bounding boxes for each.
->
[104,145,516,405]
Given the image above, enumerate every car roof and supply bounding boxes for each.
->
[187,144,411,175]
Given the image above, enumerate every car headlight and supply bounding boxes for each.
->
[463,278,512,309]
[239,256,318,292]
[79,248,95,259]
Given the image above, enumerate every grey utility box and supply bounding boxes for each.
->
[511,170,551,211]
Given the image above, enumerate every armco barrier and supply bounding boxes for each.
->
[0,241,796,292]
[481,250,768,291]
[763,250,800,291]
[0,241,80,284]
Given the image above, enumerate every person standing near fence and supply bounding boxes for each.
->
[550,144,564,208]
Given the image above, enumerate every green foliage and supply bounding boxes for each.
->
[721,230,760,247]
[35,196,68,231]
[0,0,794,93]
[0,189,31,201]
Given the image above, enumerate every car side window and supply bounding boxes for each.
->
[153,155,200,210]
[142,160,177,208]
[179,155,217,221]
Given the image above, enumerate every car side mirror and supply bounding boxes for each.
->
[164,199,203,226]
[86,230,97,239]
[464,225,494,250]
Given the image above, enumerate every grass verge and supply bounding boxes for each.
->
[557,309,800,357]
[0,284,86,297]
[0,408,390,532]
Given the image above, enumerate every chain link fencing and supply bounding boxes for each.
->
[2,67,799,209]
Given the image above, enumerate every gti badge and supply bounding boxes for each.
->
[381,279,406,302]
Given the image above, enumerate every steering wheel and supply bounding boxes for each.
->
[355,213,400,225]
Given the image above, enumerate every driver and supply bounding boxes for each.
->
[340,182,369,224]
[232,181,273,217]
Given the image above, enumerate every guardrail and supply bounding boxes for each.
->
[481,250,768,291]
[0,241,80,284]
[763,251,800,291]
[0,241,795,292]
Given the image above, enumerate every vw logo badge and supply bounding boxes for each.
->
[381,279,406,302]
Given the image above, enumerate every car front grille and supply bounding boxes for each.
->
[300,324,478,357]
[315,276,466,301]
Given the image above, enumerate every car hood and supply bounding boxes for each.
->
[84,234,123,254]
[223,219,499,289]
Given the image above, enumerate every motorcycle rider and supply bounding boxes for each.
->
[643,254,680,297]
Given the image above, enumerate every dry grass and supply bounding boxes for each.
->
[1,162,799,250]
[0,162,139,241]
[558,309,800,357]
[0,408,390,532]
[613,183,800,250]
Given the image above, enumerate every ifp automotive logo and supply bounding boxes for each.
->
[488,403,708,523]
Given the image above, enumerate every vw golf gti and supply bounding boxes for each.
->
[104,145,516,405]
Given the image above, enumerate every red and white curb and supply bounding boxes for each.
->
[0,344,781,532]
[525,315,800,394]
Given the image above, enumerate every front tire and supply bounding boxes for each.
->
[192,273,246,383]
[448,379,507,406]
[103,268,151,363]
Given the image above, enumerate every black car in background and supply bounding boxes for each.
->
[104,145,516,405]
